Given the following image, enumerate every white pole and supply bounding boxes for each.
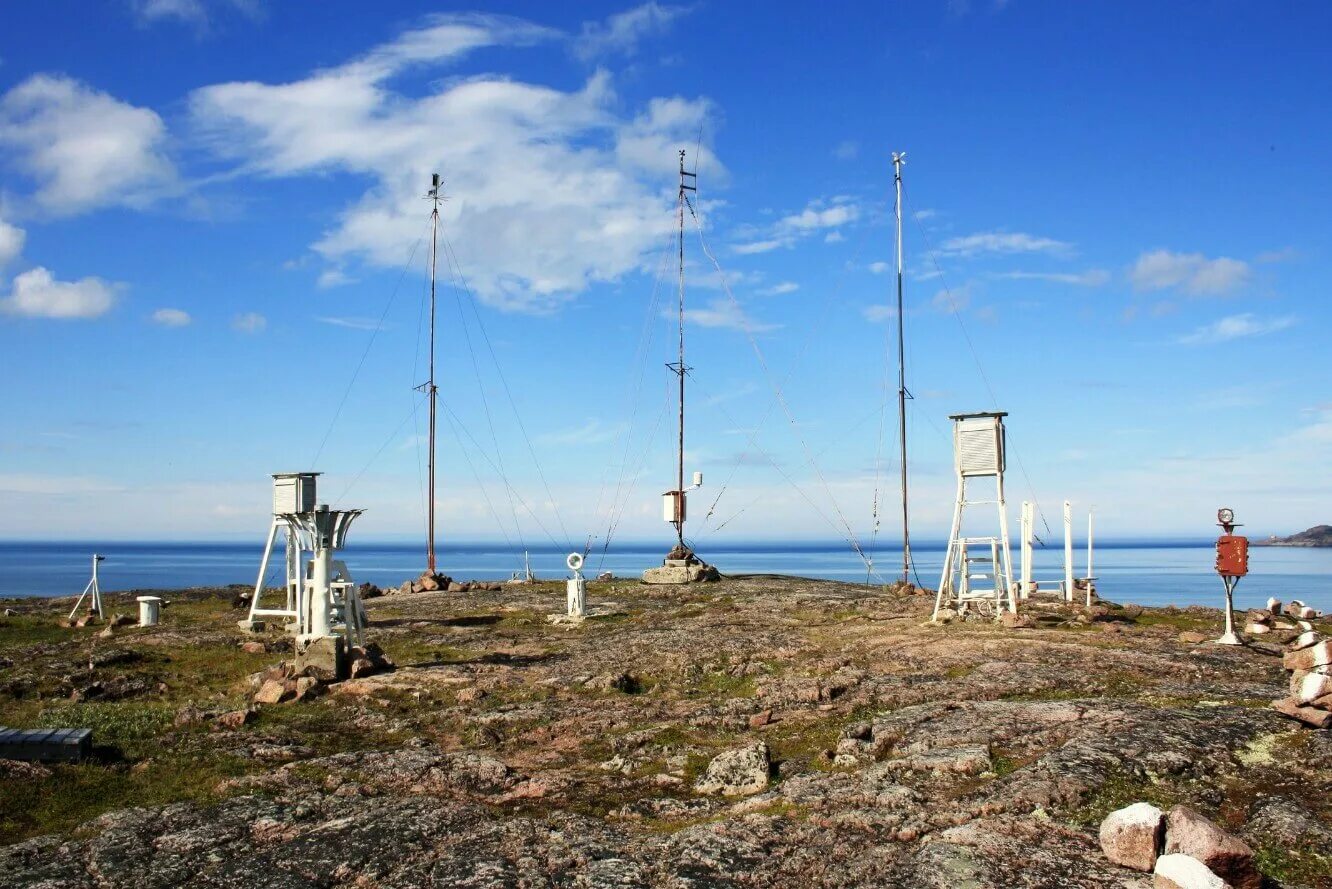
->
[90,554,103,618]
[308,544,332,638]
[249,520,280,622]
[1020,501,1033,599]
[934,475,966,620]
[1086,509,1095,607]
[996,474,1014,612]
[1063,500,1074,603]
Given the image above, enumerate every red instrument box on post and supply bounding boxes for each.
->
[1215,535,1249,577]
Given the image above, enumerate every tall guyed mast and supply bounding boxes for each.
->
[893,152,912,583]
[417,173,442,574]
[669,150,697,548]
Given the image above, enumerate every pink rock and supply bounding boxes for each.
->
[1099,802,1165,872]
[1153,853,1229,889]
[1164,806,1258,889]
[254,679,289,705]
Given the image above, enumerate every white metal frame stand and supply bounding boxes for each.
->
[68,553,105,622]
[934,413,1015,620]
[285,505,366,647]
[1018,500,1096,605]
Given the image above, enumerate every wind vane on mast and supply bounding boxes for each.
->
[414,172,443,574]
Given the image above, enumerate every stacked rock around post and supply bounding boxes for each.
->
[1268,597,1331,730]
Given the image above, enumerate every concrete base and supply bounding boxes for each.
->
[1212,632,1244,646]
[295,634,348,681]
[642,564,720,585]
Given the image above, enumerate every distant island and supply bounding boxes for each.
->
[1258,524,1332,547]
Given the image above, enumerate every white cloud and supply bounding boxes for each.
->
[867,261,891,275]
[536,418,628,446]
[317,316,383,331]
[232,311,266,333]
[863,304,897,322]
[317,268,354,289]
[0,216,24,267]
[833,140,859,161]
[1178,313,1294,345]
[131,0,264,27]
[574,3,689,61]
[995,269,1110,287]
[151,307,191,326]
[733,197,860,254]
[0,75,177,214]
[1130,249,1249,295]
[1,267,117,319]
[931,285,971,315]
[682,297,777,332]
[824,231,844,244]
[1255,247,1299,264]
[760,281,799,296]
[190,14,716,314]
[939,231,1072,258]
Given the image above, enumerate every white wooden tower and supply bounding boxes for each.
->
[933,412,1016,619]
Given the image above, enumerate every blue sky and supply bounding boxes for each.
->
[0,0,1328,551]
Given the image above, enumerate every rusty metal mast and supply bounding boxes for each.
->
[669,151,696,547]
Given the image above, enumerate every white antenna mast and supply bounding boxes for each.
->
[893,151,912,584]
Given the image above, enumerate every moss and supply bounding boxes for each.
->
[32,701,175,758]
[1253,844,1332,886]
[0,752,253,844]
[1067,769,1185,828]
[0,614,72,651]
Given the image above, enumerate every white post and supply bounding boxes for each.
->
[1019,501,1031,600]
[284,524,299,613]
[1085,510,1095,608]
[90,554,103,618]
[934,475,966,620]
[249,520,281,622]
[308,545,333,638]
[1216,577,1242,645]
[1063,500,1074,603]
[996,473,1014,612]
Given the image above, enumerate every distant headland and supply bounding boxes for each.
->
[1258,524,1332,547]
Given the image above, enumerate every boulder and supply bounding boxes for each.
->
[1163,805,1258,889]
[642,564,720,585]
[254,680,289,705]
[98,624,115,639]
[357,582,383,600]
[1272,697,1332,729]
[215,709,253,729]
[1297,672,1332,705]
[1243,623,1269,636]
[1099,802,1165,872]
[694,742,770,796]
[1290,630,1324,651]
[999,611,1035,629]
[240,641,267,654]
[1283,641,1331,672]
[1153,854,1230,889]
[1178,631,1208,644]
[1265,597,1281,616]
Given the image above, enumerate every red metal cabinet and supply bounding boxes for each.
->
[1215,535,1249,577]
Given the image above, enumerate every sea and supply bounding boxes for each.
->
[1,539,1328,614]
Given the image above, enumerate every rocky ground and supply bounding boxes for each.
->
[1,577,1330,888]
